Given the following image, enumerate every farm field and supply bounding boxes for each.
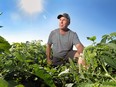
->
[0,32,116,87]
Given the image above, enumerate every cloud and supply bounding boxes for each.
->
[19,0,44,15]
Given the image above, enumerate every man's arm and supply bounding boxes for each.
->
[46,44,52,65]
[75,43,84,54]
[74,43,86,66]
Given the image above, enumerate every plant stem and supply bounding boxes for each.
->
[102,63,116,82]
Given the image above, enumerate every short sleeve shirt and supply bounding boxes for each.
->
[47,28,80,58]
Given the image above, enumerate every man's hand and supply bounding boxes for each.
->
[47,59,52,65]
[78,54,89,70]
[78,53,86,67]
[78,57,86,66]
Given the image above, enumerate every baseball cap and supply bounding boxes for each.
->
[57,13,70,22]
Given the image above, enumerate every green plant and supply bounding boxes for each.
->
[0,32,116,87]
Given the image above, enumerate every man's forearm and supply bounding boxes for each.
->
[46,50,51,60]
[46,44,51,60]
[77,43,84,54]
[46,44,52,65]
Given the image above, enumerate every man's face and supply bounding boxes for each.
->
[59,17,69,30]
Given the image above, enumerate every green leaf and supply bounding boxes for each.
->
[101,55,116,69]
[14,52,25,62]
[102,81,116,86]
[69,58,76,70]
[15,84,25,87]
[110,32,116,37]
[0,36,11,53]
[101,35,109,43]
[87,36,96,42]
[107,43,116,50]
[32,64,56,87]
[0,78,8,87]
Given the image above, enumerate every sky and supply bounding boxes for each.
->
[0,0,116,46]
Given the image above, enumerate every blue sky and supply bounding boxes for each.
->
[0,0,116,46]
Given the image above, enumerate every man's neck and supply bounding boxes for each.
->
[59,28,69,35]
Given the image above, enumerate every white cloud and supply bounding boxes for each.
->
[19,0,44,15]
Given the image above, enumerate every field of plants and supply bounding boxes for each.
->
[0,32,116,87]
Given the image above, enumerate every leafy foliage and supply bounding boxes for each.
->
[0,36,11,53]
[83,32,116,82]
[0,32,116,87]
[0,78,9,87]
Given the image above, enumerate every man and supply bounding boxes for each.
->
[46,13,85,66]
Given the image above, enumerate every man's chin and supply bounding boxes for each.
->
[60,27,65,29]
